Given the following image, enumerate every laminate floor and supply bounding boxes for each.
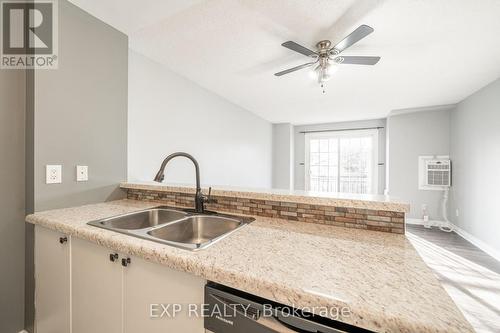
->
[407,225,500,333]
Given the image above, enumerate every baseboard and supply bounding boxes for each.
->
[407,218,500,262]
[406,218,444,226]
[450,223,500,263]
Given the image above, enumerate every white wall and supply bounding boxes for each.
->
[272,123,293,190]
[294,119,386,193]
[449,78,500,254]
[387,107,452,219]
[128,50,272,188]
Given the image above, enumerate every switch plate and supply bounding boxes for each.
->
[76,165,88,182]
[46,165,62,184]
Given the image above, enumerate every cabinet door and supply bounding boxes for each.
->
[34,226,71,333]
[71,238,122,333]
[123,256,205,333]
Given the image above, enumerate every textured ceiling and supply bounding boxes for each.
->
[70,0,500,124]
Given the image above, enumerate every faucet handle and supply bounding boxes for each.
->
[204,187,217,204]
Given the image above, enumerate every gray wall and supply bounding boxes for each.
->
[34,0,128,211]
[449,78,500,254]
[293,119,386,192]
[128,50,272,188]
[272,123,293,190]
[24,70,35,333]
[0,68,26,333]
[387,107,452,219]
[25,1,128,331]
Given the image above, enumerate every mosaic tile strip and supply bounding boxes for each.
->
[126,189,405,234]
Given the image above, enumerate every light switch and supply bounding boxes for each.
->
[46,165,62,184]
[76,165,88,182]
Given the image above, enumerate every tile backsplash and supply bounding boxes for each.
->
[126,189,405,234]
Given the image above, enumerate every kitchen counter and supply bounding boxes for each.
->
[26,199,472,333]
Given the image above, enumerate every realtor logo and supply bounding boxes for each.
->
[1,0,58,69]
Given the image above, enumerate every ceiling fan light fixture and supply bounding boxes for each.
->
[315,62,337,83]
[316,66,330,83]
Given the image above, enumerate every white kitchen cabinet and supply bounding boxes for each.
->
[123,256,205,333]
[71,237,123,333]
[35,228,206,333]
[34,225,71,333]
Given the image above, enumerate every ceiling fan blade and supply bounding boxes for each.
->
[281,41,317,57]
[274,62,317,76]
[335,56,380,65]
[332,25,374,54]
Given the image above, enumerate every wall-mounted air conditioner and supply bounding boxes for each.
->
[418,156,451,190]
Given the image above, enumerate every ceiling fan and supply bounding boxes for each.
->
[274,25,380,93]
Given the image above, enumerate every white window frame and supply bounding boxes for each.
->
[304,129,379,194]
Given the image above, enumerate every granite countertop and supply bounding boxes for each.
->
[26,199,472,333]
[122,181,410,213]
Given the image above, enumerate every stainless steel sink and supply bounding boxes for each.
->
[87,206,253,251]
[93,208,188,230]
[147,216,242,249]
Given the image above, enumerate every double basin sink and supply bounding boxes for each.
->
[88,207,254,251]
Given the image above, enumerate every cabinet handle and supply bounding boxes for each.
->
[59,237,68,244]
[121,257,131,267]
[109,253,119,262]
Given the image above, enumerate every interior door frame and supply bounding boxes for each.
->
[304,129,379,194]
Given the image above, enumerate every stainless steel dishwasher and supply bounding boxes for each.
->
[204,283,374,333]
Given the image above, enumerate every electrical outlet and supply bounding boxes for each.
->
[76,165,88,182]
[46,165,62,184]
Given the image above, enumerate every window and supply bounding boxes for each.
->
[305,130,378,194]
